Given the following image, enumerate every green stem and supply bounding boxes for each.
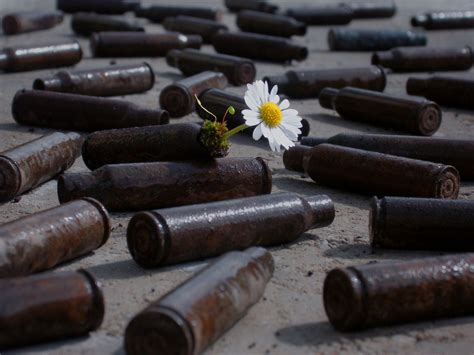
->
[223,124,249,139]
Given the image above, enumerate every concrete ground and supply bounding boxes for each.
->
[1,0,474,354]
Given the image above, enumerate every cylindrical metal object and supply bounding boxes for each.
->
[0,41,82,72]
[372,46,473,72]
[33,63,155,97]
[319,87,441,136]
[412,11,474,30]
[71,13,144,36]
[166,49,256,86]
[127,193,334,267]
[263,66,386,99]
[0,132,82,203]
[406,76,474,110]
[58,158,272,211]
[197,88,310,139]
[82,123,210,170]
[12,90,169,132]
[160,71,228,118]
[300,133,474,180]
[162,16,228,44]
[237,11,306,37]
[340,1,396,19]
[125,247,273,355]
[286,5,353,25]
[90,32,202,57]
[324,253,474,331]
[224,0,278,13]
[134,5,222,23]
[57,0,140,14]
[328,28,427,51]
[2,11,63,35]
[370,197,474,251]
[305,144,460,199]
[213,31,308,62]
[283,145,311,172]
[0,198,110,278]
[0,270,104,349]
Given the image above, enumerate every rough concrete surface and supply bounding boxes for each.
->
[1,0,474,354]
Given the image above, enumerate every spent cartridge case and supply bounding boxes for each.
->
[2,11,63,35]
[134,5,222,23]
[213,31,308,62]
[0,270,104,349]
[71,12,145,36]
[340,1,396,19]
[328,28,427,51]
[324,253,474,331]
[0,198,110,278]
[58,158,272,211]
[319,87,442,136]
[224,0,278,13]
[33,63,155,97]
[162,16,228,44]
[127,193,334,267]
[166,49,256,85]
[57,0,139,14]
[286,5,353,25]
[304,144,460,199]
[237,10,306,37]
[125,247,273,355]
[283,145,311,172]
[0,132,82,203]
[412,11,474,30]
[0,41,82,72]
[12,89,169,132]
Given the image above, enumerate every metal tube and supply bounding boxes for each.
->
[71,13,144,36]
[2,11,64,35]
[340,1,396,19]
[285,5,353,25]
[57,0,140,14]
[224,0,279,13]
[162,16,228,44]
[134,5,222,23]
[412,11,474,30]
[237,11,306,37]
[283,145,311,172]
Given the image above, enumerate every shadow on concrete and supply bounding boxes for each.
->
[7,335,91,353]
[158,71,185,81]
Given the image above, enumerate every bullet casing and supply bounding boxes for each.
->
[125,247,274,355]
[71,13,145,36]
[286,5,353,25]
[340,1,396,19]
[2,11,63,35]
[283,145,311,172]
[412,11,474,30]
[162,16,228,44]
[237,10,306,37]
[224,0,278,13]
[57,0,140,14]
[134,5,222,23]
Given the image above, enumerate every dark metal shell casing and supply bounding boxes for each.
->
[12,89,169,132]
[82,123,209,170]
[125,247,273,355]
[0,198,110,278]
[340,1,396,19]
[372,46,473,72]
[283,145,311,172]
[285,5,353,25]
[263,66,386,99]
[166,49,256,86]
[2,11,64,35]
[0,270,104,349]
[370,197,474,251]
[224,0,279,13]
[160,71,228,117]
[127,193,334,267]
[162,16,228,44]
[328,28,427,51]
[0,132,82,203]
[90,32,202,57]
[212,31,308,62]
[57,0,140,14]
[71,13,144,36]
[319,87,441,136]
[0,41,82,72]
[324,253,474,331]
[237,11,306,37]
[412,11,474,30]
[57,158,273,211]
[33,63,155,97]
[304,144,460,199]
[134,5,222,23]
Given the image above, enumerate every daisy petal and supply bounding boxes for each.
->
[272,127,294,150]
[280,123,300,141]
[244,94,259,112]
[264,81,269,102]
[279,99,290,110]
[270,94,280,104]
[282,109,299,117]
[282,115,303,127]
[252,124,263,141]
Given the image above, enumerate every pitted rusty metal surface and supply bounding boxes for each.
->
[71,13,145,37]
[282,145,311,172]
[2,10,63,35]
[236,11,307,38]
[163,16,229,44]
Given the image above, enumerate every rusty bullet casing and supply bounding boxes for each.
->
[213,31,308,62]
[237,11,306,37]
[134,5,222,23]
[125,247,273,355]
[0,198,110,278]
[412,11,474,30]
[91,32,202,57]
[328,28,427,51]
[225,0,278,13]
[127,193,334,267]
[305,144,460,199]
[160,71,228,118]
[324,253,474,331]
[339,1,396,19]
[0,270,104,349]
[283,145,311,173]
[58,158,272,211]
[57,0,140,14]
[71,13,145,36]
[286,5,353,25]
[406,76,474,110]
[2,11,63,35]
[33,63,155,97]
[82,123,211,170]
[263,66,386,99]
[300,133,474,180]
[162,16,228,44]
[370,197,474,251]
[0,132,82,203]
[372,46,473,72]
[0,41,82,72]
[166,49,256,86]
[319,87,442,136]
[197,88,310,139]
[12,90,169,132]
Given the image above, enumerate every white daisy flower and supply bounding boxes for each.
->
[242,80,303,152]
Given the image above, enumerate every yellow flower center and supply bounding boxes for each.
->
[259,102,282,128]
